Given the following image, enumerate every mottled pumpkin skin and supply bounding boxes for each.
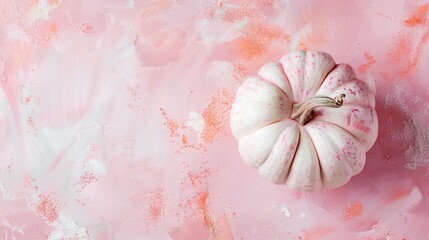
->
[230,50,378,191]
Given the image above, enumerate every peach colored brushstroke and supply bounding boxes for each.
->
[357,52,376,74]
[299,226,334,240]
[399,30,429,77]
[297,32,327,51]
[383,4,429,79]
[214,214,234,240]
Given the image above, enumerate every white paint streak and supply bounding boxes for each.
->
[187,111,205,137]
[29,0,59,21]
[87,158,107,174]
[0,182,12,200]
[219,19,248,43]
[48,216,89,240]
[281,205,291,218]
[198,19,215,47]
[0,217,24,239]
[6,25,31,43]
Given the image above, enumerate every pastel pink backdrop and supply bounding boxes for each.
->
[0,0,429,239]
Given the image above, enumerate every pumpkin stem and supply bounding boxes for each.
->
[291,94,345,125]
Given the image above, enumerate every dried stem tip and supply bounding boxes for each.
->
[291,94,346,125]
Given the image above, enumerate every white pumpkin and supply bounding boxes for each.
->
[230,50,378,191]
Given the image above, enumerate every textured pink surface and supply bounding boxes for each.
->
[0,0,429,239]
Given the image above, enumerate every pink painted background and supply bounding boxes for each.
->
[1,0,429,239]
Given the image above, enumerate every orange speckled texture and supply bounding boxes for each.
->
[1,0,429,239]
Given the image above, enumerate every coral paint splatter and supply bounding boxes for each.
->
[404,4,428,27]
[149,188,165,222]
[201,90,234,144]
[78,171,99,190]
[343,201,363,220]
[399,30,429,77]
[386,31,429,78]
[36,194,59,222]
[357,52,376,74]
[160,108,186,139]
[236,38,266,58]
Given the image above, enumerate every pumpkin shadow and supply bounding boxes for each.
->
[302,83,429,216]
[351,83,429,200]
